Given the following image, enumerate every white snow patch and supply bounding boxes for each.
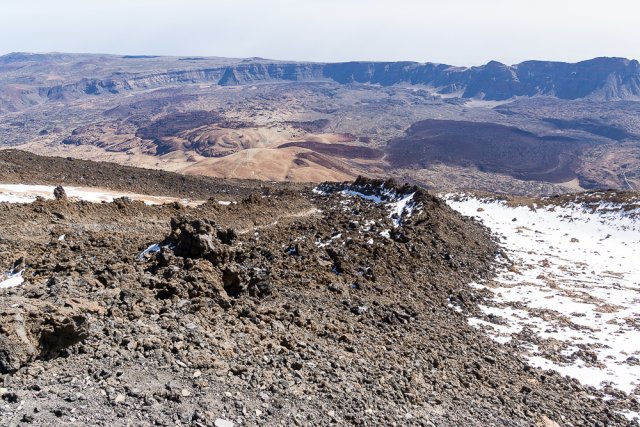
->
[621,410,640,422]
[388,192,416,227]
[0,269,25,289]
[315,232,343,248]
[341,189,384,203]
[447,300,463,313]
[136,243,162,261]
[445,194,640,397]
[313,184,420,227]
[0,183,203,206]
[341,189,418,227]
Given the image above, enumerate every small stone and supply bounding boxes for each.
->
[127,388,142,397]
[53,185,67,201]
[484,356,496,364]
[181,389,191,397]
[144,396,158,406]
[114,394,126,404]
[53,407,69,417]
[350,305,368,315]
[2,391,19,403]
[214,419,234,427]
[193,370,202,378]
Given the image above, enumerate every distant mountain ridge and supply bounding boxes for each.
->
[1,54,639,110]
[224,57,640,101]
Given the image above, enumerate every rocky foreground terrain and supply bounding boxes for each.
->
[0,154,637,426]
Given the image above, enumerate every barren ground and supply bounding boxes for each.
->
[0,156,635,426]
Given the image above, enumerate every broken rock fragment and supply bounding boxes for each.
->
[53,185,67,201]
[0,300,90,373]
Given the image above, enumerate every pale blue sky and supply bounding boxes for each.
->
[1,0,638,65]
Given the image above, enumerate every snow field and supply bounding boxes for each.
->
[445,194,640,401]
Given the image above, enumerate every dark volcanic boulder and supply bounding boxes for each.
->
[53,185,67,200]
[0,301,89,373]
[168,217,236,260]
[161,216,269,299]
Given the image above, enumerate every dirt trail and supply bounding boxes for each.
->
[237,207,320,234]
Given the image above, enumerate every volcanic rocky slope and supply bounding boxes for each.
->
[0,149,291,200]
[0,160,635,425]
[387,119,585,183]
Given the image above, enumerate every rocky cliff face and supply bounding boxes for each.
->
[217,57,640,101]
[322,57,640,100]
[218,63,325,85]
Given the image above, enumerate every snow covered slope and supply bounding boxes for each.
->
[445,192,640,408]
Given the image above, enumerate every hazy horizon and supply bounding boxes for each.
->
[1,0,639,66]
[1,50,638,67]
